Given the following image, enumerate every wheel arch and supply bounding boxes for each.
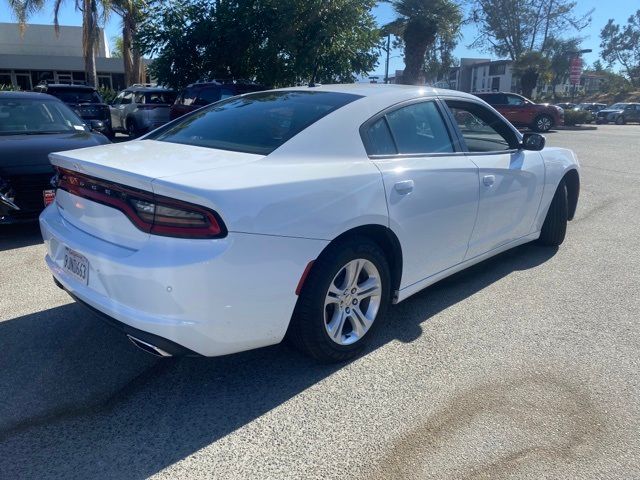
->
[563,168,580,221]
[314,224,403,300]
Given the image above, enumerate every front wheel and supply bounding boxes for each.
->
[538,180,568,246]
[532,114,553,132]
[287,237,391,362]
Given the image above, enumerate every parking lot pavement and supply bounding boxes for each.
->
[0,125,639,479]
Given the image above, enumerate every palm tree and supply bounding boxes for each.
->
[111,0,145,86]
[7,0,111,87]
[384,0,461,85]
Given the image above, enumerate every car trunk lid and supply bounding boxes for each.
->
[49,140,261,248]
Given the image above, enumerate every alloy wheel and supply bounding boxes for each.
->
[323,259,382,345]
[537,116,552,132]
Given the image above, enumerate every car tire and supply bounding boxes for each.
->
[104,127,116,140]
[532,114,553,132]
[538,179,568,246]
[126,119,139,138]
[287,237,391,362]
[615,116,625,125]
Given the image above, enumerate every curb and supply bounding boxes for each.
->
[555,125,598,131]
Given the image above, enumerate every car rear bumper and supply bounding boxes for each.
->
[40,204,327,356]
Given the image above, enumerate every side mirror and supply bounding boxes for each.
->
[521,132,545,151]
[88,119,105,132]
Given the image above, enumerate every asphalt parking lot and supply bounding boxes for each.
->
[1,124,639,479]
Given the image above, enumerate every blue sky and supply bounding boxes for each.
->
[1,0,635,75]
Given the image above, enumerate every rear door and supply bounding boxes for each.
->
[365,100,480,287]
[443,98,545,257]
[504,94,531,125]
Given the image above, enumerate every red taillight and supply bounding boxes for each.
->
[56,167,226,239]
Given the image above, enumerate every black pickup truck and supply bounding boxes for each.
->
[33,83,114,139]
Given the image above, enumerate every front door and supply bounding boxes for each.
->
[444,99,545,257]
[364,100,480,287]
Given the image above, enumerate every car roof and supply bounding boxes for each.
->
[0,91,62,101]
[40,84,95,90]
[126,86,175,92]
[276,83,480,104]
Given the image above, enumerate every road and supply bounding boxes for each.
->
[0,125,638,479]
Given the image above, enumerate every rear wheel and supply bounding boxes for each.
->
[615,116,625,125]
[126,119,140,138]
[538,180,568,246]
[287,237,390,362]
[532,114,553,132]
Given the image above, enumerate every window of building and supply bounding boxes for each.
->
[489,63,506,76]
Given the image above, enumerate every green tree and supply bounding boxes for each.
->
[112,0,145,86]
[384,0,461,85]
[136,0,380,89]
[600,10,640,87]
[545,37,581,100]
[110,35,123,57]
[7,0,111,86]
[469,0,591,97]
[513,51,550,99]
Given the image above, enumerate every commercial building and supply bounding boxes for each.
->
[0,22,129,90]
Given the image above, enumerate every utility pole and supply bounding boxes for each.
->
[384,34,391,84]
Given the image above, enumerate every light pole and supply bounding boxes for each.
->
[384,34,391,84]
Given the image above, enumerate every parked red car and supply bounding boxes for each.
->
[475,92,564,132]
[169,81,265,120]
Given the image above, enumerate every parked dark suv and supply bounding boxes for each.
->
[170,81,265,120]
[33,82,113,139]
[595,103,640,125]
[475,92,564,132]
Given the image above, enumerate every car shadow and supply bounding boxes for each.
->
[0,222,43,252]
[0,242,557,479]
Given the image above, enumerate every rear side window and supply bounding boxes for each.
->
[480,93,505,105]
[144,91,177,104]
[148,91,361,155]
[384,102,454,154]
[195,87,221,105]
[365,118,396,155]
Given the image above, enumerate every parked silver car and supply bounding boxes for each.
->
[109,85,177,137]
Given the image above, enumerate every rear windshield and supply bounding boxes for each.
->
[48,88,102,104]
[143,91,177,104]
[148,91,361,155]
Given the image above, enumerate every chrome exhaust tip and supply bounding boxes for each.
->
[127,335,173,357]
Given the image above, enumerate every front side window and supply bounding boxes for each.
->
[0,98,86,135]
[384,102,454,154]
[446,100,518,153]
[148,91,361,155]
[120,92,133,105]
[506,94,525,106]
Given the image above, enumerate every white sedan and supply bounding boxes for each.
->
[40,84,580,362]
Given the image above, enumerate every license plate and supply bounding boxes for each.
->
[63,247,89,285]
[43,189,56,207]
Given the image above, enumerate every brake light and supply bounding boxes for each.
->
[55,167,226,239]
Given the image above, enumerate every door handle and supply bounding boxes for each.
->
[394,180,414,195]
[483,175,495,187]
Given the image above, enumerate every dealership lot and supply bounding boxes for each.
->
[0,125,638,478]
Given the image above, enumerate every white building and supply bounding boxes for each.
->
[0,22,129,90]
